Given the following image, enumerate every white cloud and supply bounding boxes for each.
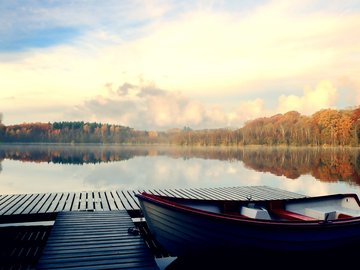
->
[228,99,268,126]
[70,81,270,129]
[277,81,338,115]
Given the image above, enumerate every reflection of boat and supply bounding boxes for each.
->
[136,192,360,257]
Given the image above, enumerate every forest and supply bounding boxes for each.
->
[0,107,359,146]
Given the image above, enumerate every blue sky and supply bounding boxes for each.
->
[0,0,359,129]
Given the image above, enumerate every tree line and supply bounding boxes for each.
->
[0,107,359,146]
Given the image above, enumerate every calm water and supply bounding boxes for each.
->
[1,144,360,197]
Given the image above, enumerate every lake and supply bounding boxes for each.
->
[1,144,360,198]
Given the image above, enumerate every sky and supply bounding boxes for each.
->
[0,0,359,130]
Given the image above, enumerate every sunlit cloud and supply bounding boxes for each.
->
[70,81,272,129]
[277,81,338,115]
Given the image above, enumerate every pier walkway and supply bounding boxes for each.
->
[0,186,306,222]
[36,211,159,270]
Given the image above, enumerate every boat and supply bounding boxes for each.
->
[136,192,360,257]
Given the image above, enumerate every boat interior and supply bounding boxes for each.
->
[177,194,360,222]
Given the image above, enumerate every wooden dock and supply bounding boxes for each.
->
[0,186,306,270]
[36,211,159,270]
[0,186,306,222]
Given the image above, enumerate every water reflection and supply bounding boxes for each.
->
[1,144,360,185]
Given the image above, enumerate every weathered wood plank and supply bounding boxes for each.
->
[12,193,39,215]
[93,192,103,211]
[122,190,139,210]
[78,192,87,211]
[192,187,221,200]
[0,194,27,215]
[184,188,211,200]
[30,193,52,214]
[105,191,118,210]
[111,191,125,210]
[210,187,240,200]
[47,193,64,213]
[36,211,159,270]
[160,189,177,197]
[0,194,9,205]
[38,193,59,214]
[71,192,81,211]
[54,192,69,212]
[63,192,75,211]
[116,190,133,210]
[87,192,95,211]
[99,191,110,211]
[127,190,141,209]
[22,193,46,214]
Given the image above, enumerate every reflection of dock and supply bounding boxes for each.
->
[0,186,305,269]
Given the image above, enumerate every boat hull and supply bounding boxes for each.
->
[138,194,360,257]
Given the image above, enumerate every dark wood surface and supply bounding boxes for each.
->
[36,211,159,270]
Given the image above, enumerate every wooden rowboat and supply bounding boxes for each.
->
[136,192,360,257]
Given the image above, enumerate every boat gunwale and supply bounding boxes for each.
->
[136,192,360,227]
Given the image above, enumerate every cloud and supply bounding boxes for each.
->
[228,99,267,126]
[335,76,360,106]
[277,81,338,115]
[1,1,360,126]
[70,81,269,129]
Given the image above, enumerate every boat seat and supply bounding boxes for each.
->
[304,208,337,221]
[337,213,353,219]
[270,208,317,221]
[240,206,271,220]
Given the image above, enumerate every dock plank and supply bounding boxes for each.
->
[111,191,125,210]
[54,192,69,212]
[127,190,141,209]
[79,192,87,211]
[12,193,39,215]
[36,211,159,270]
[116,190,134,210]
[38,193,59,214]
[47,193,64,213]
[71,192,81,211]
[122,190,140,210]
[63,192,75,212]
[30,193,52,214]
[107,191,119,210]
[99,191,110,211]
[87,192,95,211]
[22,193,46,214]
[0,194,27,215]
[93,192,103,211]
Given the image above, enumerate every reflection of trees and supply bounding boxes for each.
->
[239,147,360,185]
[0,145,147,165]
[0,145,360,185]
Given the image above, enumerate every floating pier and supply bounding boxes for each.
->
[0,186,306,269]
